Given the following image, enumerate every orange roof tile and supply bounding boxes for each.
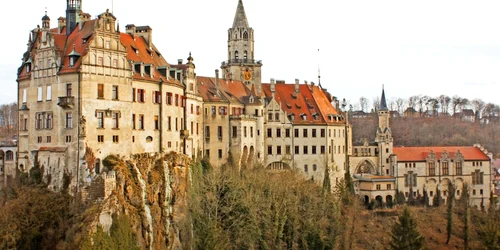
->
[197,76,252,104]
[262,83,343,125]
[394,146,490,162]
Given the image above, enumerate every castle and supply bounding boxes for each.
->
[12,0,493,208]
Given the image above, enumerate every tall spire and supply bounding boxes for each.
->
[379,85,388,111]
[232,0,249,28]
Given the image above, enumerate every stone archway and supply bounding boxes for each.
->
[247,146,255,167]
[266,162,291,171]
[375,195,383,207]
[364,195,370,205]
[355,160,377,175]
[386,195,393,207]
[241,146,249,168]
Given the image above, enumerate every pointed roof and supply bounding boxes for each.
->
[232,0,249,28]
[379,86,388,111]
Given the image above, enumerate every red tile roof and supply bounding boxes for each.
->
[197,76,251,104]
[262,83,343,125]
[394,146,490,162]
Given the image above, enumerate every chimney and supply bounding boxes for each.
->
[178,59,183,65]
[125,24,136,38]
[215,69,220,94]
[135,26,153,48]
[295,79,299,93]
[58,17,66,34]
[270,78,275,94]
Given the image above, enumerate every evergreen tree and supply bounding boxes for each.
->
[389,206,424,250]
[434,188,441,207]
[461,183,471,250]
[322,165,331,195]
[446,182,455,244]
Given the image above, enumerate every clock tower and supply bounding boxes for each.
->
[221,0,263,95]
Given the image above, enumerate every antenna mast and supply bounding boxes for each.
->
[317,48,321,86]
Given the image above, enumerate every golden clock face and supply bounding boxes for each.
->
[243,70,252,80]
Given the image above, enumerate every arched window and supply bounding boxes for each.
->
[243,31,248,39]
[146,136,153,142]
[244,50,248,60]
[234,51,239,60]
[5,151,13,161]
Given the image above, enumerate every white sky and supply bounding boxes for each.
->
[1,0,500,107]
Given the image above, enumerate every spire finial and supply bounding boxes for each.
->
[317,48,321,86]
[232,0,249,28]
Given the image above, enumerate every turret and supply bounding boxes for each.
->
[66,0,82,36]
[42,11,50,29]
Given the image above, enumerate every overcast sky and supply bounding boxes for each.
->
[2,0,500,108]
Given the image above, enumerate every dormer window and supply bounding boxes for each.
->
[68,45,81,67]
[249,96,254,103]
[301,113,307,120]
[289,113,295,121]
[69,57,75,67]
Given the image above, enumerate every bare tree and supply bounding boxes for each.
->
[359,97,368,112]
[426,98,439,116]
[372,96,380,113]
[471,98,485,123]
[438,95,451,115]
[416,95,429,117]
[408,96,418,110]
[396,98,405,115]
[451,96,469,116]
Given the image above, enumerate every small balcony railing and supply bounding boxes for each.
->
[57,96,74,108]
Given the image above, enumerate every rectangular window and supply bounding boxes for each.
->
[153,91,162,104]
[428,161,435,176]
[303,146,308,154]
[218,126,223,140]
[97,84,104,99]
[205,126,210,139]
[37,86,43,101]
[286,145,291,154]
[66,135,72,143]
[37,136,42,143]
[197,106,200,115]
[267,146,272,155]
[175,94,179,106]
[22,89,27,103]
[312,146,317,154]
[132,114,136,129]
[112,112,119,128]
[191,104,194,114]
[97,111,104,128]
[303,129,308,137]
[154,116,159,130]
[98,135,104,142]
[35,113,43,130]
[66,113,73,128]
[312,129,317,137]
[112,59,118,67]
[244,126,247,137]
[66,83,72,97]
[472,170,484,185]
[276,128,281,137]
[139,115,144,129]
[98,56,103,65]
[321,146,326,154]
[137,89,145,102]
[46,136,51,143]
[387,184,392,190]
[166,92,172,105]
[442,161,449,175]
[321,129,325,137]
[294,129,299,137]
[267,128,272,138]
[46,113,53,129]
[46,85,52,101]
[376,184,381,190]
[286,129,290,137]
[277,146,282,155]
[113,135,119,143]
[112,85,118,100]
[132,88,136,102]
[218,149,223,159]
[295,146,299,154]
[455,161,462,175]
[167,116,172,130]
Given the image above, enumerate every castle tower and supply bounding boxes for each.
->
[375,86,394,175]
[42,11,50,29]
[66,0,82,35]
[221,0,263,95]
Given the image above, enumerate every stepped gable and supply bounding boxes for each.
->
[394,146,490,161]
[58,20,96,74]
[262,82,341,125]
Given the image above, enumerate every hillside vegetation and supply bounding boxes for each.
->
[351,116,500,158]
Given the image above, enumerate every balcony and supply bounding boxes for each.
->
[58,96,75,108]
[221,58,262,66]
